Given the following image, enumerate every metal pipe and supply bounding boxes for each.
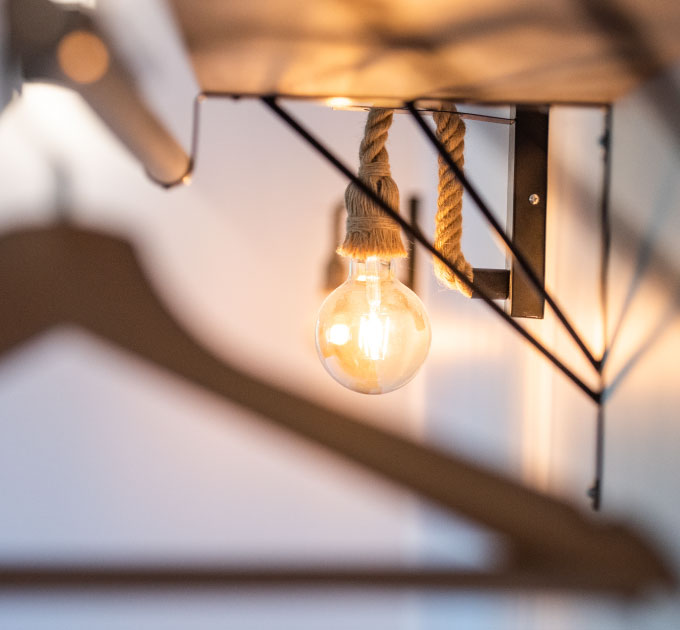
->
[71,64,192,187]
[8,0,192,188]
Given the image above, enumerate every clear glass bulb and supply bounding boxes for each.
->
[315,256,431,394]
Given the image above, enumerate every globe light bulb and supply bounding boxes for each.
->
[316,256,431,394]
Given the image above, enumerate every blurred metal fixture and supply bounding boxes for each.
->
[405,196,419,292]
[6,0,191,186]
[322,200,347,292]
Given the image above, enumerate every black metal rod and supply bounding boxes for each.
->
[406,102,602,373]
[262,96,600,404]
[588,106,613,511]
[197,91,517,123]
[406,196,418,291]
[599,106,613,370]
[342,106,515,125]
[587,404,605,511]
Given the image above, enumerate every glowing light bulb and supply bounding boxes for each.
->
[316,256,431,394]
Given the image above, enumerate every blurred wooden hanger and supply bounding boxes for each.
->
[0,223,672,596]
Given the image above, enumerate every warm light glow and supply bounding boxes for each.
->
[316,257,431,394]
[19,84,107,147]
[57,30,109,84]
[328,323,350,346]
[326,97,353,109]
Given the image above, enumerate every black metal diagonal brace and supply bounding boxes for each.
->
[406,102,600,372]
[261,97,600,404]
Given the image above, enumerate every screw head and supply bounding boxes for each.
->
[529,193,540,206]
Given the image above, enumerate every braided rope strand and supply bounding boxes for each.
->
[433,110,473,296]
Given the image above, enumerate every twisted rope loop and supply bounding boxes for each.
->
[337,108,407,260]
[434,110,473,297]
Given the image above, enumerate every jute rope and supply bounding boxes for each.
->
[337,106,472,297]
[433,109,473,297]
[337,108,407,260]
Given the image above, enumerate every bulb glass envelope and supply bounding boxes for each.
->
[316,257,431,394]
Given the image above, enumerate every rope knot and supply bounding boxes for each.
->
[358,160,391,179]
[337,108,407,260]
